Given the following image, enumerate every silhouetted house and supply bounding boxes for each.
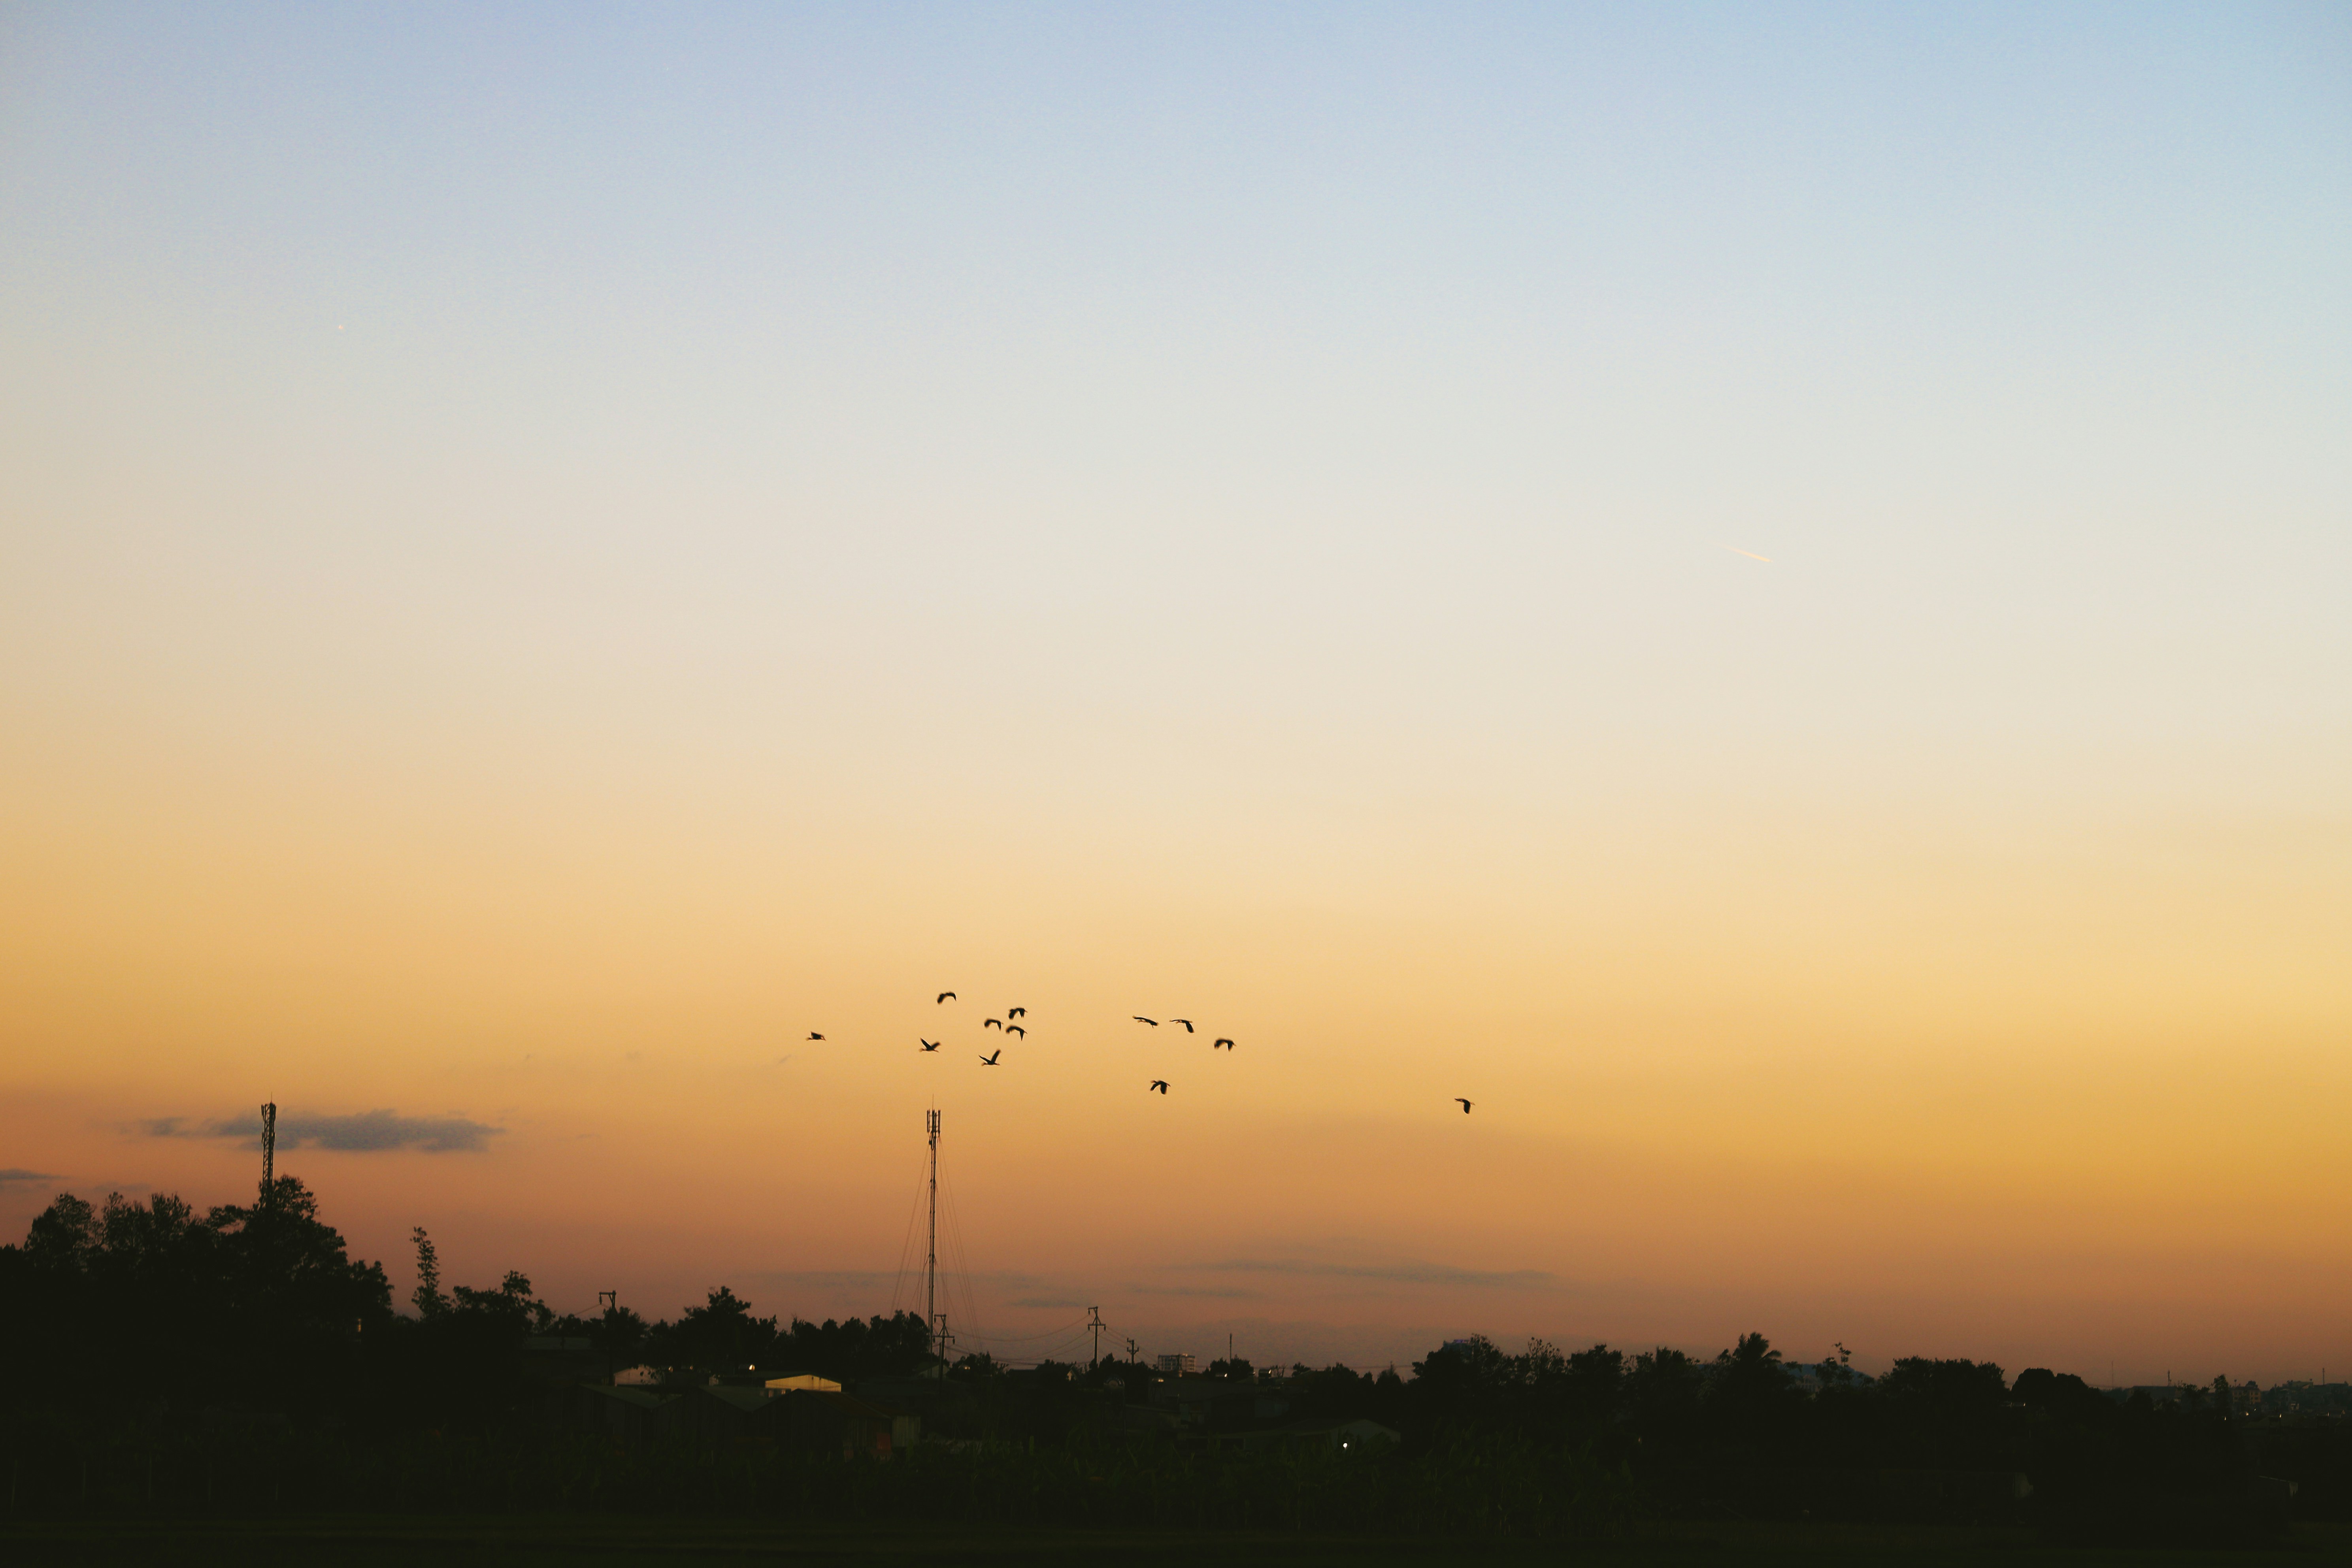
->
[849,1373,975,1438]
[678,1384,773,1447]
[521,1335,603,1390]
[574,1383,681,1449]
[1203,1417,1397,1455]
[1105,1403,1181,1440]
[673,1385,911,1458]
[1153,1378,1289,1429]
[770,1389,908,1459]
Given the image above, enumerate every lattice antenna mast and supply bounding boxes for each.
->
[260,1101,277,1203]
[926,1108,943,1369]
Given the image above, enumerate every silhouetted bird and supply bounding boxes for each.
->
[981,1050,1001,1066]
[937,992,956,1004]
[1008,1007,1026,1018]
[1455,1098,1473,1114]
[1134,1017,1157,1026]
[1007,1025,1026,1039]
[807,1032,825,1041]
[1149,1080,1168,1094]
[1171,1019,1193,1032]
[985,1018,1003,1030]
[1213,1038,1234,1050]
[919,1040,940,1053]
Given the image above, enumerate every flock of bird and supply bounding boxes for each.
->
[809,992,1475,1113]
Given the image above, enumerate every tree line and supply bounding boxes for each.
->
[4,1179,2346,1542]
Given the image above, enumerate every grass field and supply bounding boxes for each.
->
[6,1517,2351,1566]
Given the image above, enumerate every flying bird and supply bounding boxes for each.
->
[1148,1080,1168,1094]
[919,1040,940,1053]
[1133,1017,1158,1026]
[937,992,957,1004]
[1007,1007,1026,1019]
[985,1018,1003,1030]
[1455,1098,1473,1114]
[807,1032,825,1041]
[1006,1025,1026,1039]
[980,1050,1001,1066]
[1213,1038,1234,1051]
[1170,1019,1193,1032]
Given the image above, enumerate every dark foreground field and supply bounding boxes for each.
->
[7,1517,2352,1567]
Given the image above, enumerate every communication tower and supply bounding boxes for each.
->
[927,1108,945,1368]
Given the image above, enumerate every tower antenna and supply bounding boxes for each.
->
[927,1108,943,1370]
[260,1101,277,1204]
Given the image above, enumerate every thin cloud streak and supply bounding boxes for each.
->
[139,1110,502,1154]
[0,1168,60,1185]
[1192,1259,1558,1290]
[739,1270,899,1293]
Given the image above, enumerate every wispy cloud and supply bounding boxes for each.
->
[739,1270,898,1293]
[1009,1296,1088,1309]
[1190,1259,1556,1290]
[1129,1283,1266,1300]
[0,1168,59,1185]
[140,1110,502,1154]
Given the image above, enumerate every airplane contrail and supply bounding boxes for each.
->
[1723,545,1773,562]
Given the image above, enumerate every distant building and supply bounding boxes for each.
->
[1156,1353,1197,1376]
[763,1373,843,1395]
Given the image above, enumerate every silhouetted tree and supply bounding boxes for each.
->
[410,1225,446,1316]
[657,1286,779,1373]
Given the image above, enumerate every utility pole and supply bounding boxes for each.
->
[927,1109,944,1370]
[597,1291,617,1313]
[1087,1306,1104,1371]
[259,1102,276,1204]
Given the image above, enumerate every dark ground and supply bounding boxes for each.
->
[6,1518,2351,1566]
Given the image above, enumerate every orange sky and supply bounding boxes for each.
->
[4,4,2349,1384]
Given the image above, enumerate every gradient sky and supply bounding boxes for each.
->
[4,2,2348,1384]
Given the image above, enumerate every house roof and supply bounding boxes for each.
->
[697,1385,771,1413]
[1277,1417,1400,1441]
[579,1384,674,1409]
[762,1373,843,1393]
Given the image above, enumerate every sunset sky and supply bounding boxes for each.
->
[4,3,2348,1384]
